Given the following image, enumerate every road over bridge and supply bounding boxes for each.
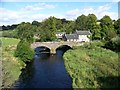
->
[31,42,83,54]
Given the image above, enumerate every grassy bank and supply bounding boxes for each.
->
[63,42,119,88]
[1,37,26,88]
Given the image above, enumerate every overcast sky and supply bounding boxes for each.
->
[0,0,119,25]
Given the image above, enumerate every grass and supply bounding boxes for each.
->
[63,42,119,88]
[1,37,26,88]
[2,37,20,48]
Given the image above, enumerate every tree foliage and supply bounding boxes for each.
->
[104,36,120,51]
[75,14,88,30]
[87,14,101,40]
[17,22,35,43]
[37,16,57,41]
[114,18,120,35]
[100,15,116,41]
[32,20,41,27]
[15,40,34,62]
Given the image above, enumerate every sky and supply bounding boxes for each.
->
[0,0,119,25]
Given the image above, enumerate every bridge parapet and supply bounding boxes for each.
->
[31,41,83,54]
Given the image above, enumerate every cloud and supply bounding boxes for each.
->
[0,3,57,25]
[22,5,43,11]
[111,0,120,2]
[0,3,118,25]
[1,0,120,2]
[21,3,56,12]
[65,4,118,20]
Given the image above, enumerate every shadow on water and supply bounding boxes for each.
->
[12,47,72,89]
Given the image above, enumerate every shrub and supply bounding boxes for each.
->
[104,36,120,51]
[64,43,119,88]
[14,40,34,62]
[2,30,18,38]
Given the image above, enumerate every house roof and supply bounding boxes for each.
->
[75,30,91,35]
[65,34,78,39]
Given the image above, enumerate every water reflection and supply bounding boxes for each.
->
[12,48,72,89]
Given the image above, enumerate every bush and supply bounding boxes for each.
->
[15,40,34,62]
[104,36,120,51]
[2,30,18,38]
[64,43,119,88]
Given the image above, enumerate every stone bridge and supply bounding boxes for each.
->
[31,41,83,54]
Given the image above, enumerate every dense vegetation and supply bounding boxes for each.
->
[1,14,120,51]
[14,22,35,63]
[1,38,26,88]
[15,40,34,62]
[1,14,120,88]
[0,30,18,38]
[63,42,119,88]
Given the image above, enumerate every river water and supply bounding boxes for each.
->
[12,48,72,89]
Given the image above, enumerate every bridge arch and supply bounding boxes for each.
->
[56,45,72,55]
[31,42,82,54]
[35,46,50,54]
[56,45,72,51]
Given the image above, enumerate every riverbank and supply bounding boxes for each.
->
[1,38,26,88]
[63,42,119,88]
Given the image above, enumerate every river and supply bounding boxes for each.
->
[12,48,72,89]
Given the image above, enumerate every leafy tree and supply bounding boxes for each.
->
[114,18,120,35]
[55,18,63,31]
[15,40,34,62]
[32,20,41,27]
[104,36,120,51]
[87,14,101,40]
[100,15,116,41]
[37,16,57,41]
[17,22,35,43]
[87,14,97,32]
[92,24,101,40]
[62,21,75,34]
[75,14,88,30]
[2,24,18,30]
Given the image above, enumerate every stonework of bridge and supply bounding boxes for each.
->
[31,42,83,54]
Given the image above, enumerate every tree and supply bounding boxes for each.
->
[37,16,57,41]
[55,18,63,32]
[75,14,88,30]
[92,24,101,40]
[87,14,97,32]
[15,22,35,62]
[17,22,35,43]
[32,20,41,27]
[62,21,75,34]
[15,40,34,62]
[100,15,116,41]
[87,14,101,40]
[104,36,120,51]
[114,18,120,35]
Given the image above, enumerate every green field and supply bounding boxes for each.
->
[2,37,20,47]
[64,42,119,88]
[1,37,25,88]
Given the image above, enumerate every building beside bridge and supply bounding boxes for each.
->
[55,32,65,40]
[57,30,91,42]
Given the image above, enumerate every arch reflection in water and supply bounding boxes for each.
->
[35,46,50,55]
[56,45,72,56]
[13,47,72,89]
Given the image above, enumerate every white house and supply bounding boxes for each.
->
[63,34,79,42]
[62,30,91,42]
[74,30,91,42]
